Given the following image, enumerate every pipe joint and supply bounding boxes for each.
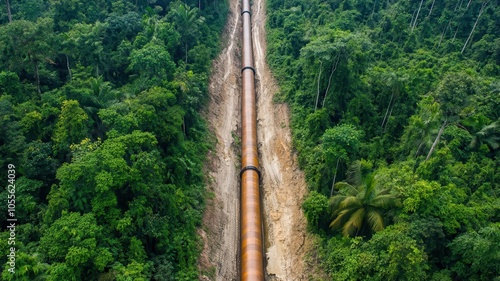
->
[240,165,261,179]
[241,66,256,75]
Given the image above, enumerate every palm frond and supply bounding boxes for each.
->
[340,196,362,209]
[486,139,500,150]
[369,194,401,208]
[477,122,498,136]
[348,208,365,229]
[329,195,348,211]
[366,209,384,232]
[346,161,362,187]
[342,208,365,236]
[377,188,391,196]
[363,173,376,190]
[470,121,500,150]
[469,136,479,149]
[342,222,358,237]
[334,181,359,194]
[330,208,356,229]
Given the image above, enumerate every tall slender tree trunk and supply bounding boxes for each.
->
[384,101,395,131]
[462,1,489,53]
[330,158,340,197]
[411,0,424,32]
[426,120,447,160]
[371,0,378,17]
[466,0,473,9]
[66,54,72,81]
[415,141,424,157]
[185,42,188,64]
[453,24,460,40]
[322,55,340,108]
[35,62,41,94]
[5,0,12,22]
[438,20,451,47]
[428,0,436,17]
[458,0,465,10]
[314,61,322,111]
[182,116,186,135]
[381,93,394,128]
[410,9,417,29]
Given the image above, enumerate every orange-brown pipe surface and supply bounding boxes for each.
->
[240,0,264,280]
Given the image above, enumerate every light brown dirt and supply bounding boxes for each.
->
[198,0,241,280]
[252,0,310,280]
[200,0,317,280]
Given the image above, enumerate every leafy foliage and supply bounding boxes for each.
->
[0,0,227,279]
[267,0,499,279]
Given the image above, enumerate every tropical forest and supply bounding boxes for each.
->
[0,0,226,279]
[267,0,500,280]
[0,0,499,280]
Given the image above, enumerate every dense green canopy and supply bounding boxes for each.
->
[0,0,226,280]
[267,0,499,280]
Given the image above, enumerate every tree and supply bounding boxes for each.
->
[300,29,371,112]
[62,22,106,75]
[450,223,500,280]
[128,39,175,82]
[1,252,49,280]
[4,0,12,22]
[50,0,109,31]
[39,212,113,279]
[0,18,56,94]
[380,71,407,131]
[302,191,329,230]
[427,72,477,160]
[321,124,362,196]
[168,2,204,63]
[52,100,90,156]
[21,141,57,181]
[319,224,429,281]
[465,116,500,152]
[400,95,441,157]
[410,0,424,32]
[461,1,490,54]
[329,163,401,237]
[0,95,26,168]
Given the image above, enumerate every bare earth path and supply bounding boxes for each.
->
[252,0,309,280]
[200,0,310,280]
[199,0,241,279]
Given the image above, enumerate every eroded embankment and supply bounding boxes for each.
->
[252,0,310,280]
[198,0,241,279]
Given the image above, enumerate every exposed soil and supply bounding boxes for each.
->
[198,0,241,279]
[252,0,309,280]
[199,0,314,280]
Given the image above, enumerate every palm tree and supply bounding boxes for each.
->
[169,2,204,63]
[329,163,400,237]
[469,120,499,152]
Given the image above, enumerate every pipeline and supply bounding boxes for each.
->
[239,0,264,280]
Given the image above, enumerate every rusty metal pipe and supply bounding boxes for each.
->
[240,0,264,280]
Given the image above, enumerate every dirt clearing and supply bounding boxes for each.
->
[200,0,314,280]
[199,0,241,279]
[252,0,309,280]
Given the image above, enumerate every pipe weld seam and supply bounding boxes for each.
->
[241,66,256,75]
[241,10,252,16]
[240,165,261,179]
